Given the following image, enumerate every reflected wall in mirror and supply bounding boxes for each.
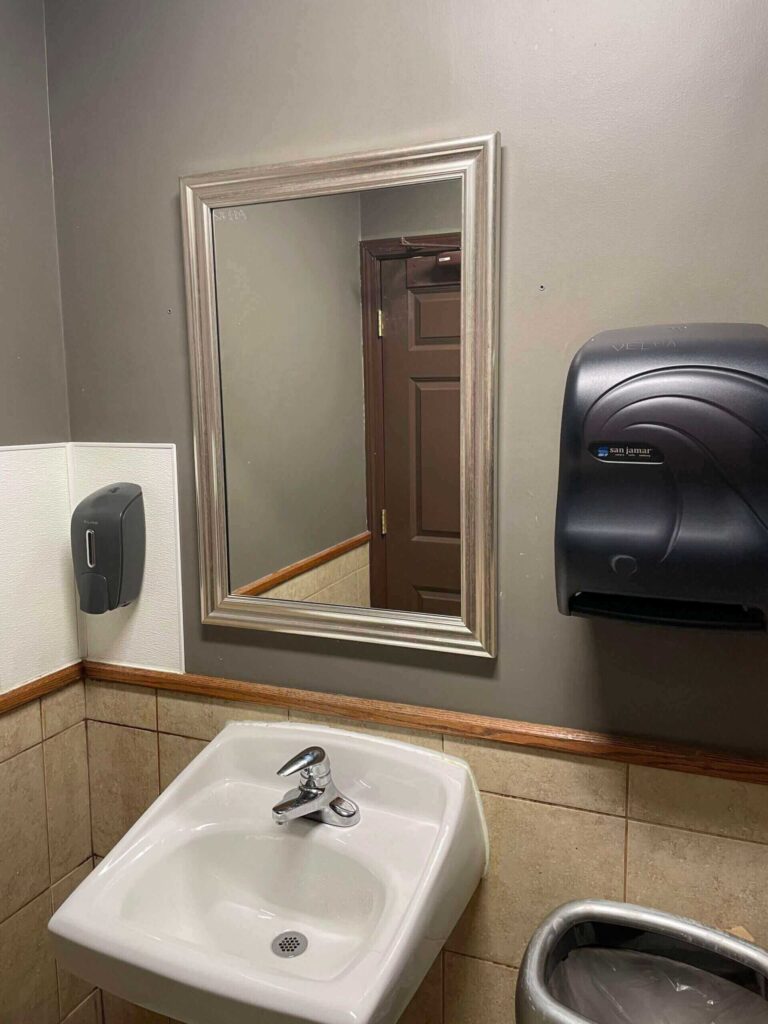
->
[213,180,463,616]
[181,135,498,655]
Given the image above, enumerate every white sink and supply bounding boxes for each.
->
[49,721,487,1024]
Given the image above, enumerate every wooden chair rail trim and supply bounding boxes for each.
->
[81,660,768,786]
[0,662,83,716]
[233,531,371,597]
[3,658,766,785]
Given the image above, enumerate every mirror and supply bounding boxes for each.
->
[214,180,462,613]
[181,135,498,655]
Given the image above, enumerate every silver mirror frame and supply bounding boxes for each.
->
[180,133,499,657]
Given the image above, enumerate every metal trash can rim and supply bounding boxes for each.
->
[516,899,768,1024]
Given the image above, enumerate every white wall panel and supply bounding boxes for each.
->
[0,444,79,691]
[69,443,184,672]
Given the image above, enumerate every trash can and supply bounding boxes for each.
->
[516,900,768,1023]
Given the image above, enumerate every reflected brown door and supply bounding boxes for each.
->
[378,251,461,613]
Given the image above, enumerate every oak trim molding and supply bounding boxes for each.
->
[0,662,83,716]
[233,531,371,597]
[82,660,768,786]
[4,659,766,785]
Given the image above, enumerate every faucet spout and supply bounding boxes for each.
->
[272,786,325,825]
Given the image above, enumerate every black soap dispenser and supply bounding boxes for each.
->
[71,483,146,614]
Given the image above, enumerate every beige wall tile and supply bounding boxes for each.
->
[308,546,362,594]
[448,794,625,967]
[627,820,768,946]
[159,733,208,789]
[445,737,627,815]
[290,710,443,752]
[0,699,42,762]
[42,681,85,738]
[102,992,169,1023]
[356,565,371,607]
[261,574,314,600]
[0,744,49,921]
[157,691,286,741]
[52,859,95,1016]
[51,857,93,909]
[44,722,92,881]
[62,990,102,1024]
[88,722,159,856]
[257,543,369,601]
[351,541,369,572]
[398,952,442,1024]
[306,572,360,606]
[86,680,157,730]
[0,890,58,1023]
[445,952,518,1024]
[629,766,768,844]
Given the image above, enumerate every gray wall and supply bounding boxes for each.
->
[0,0,68,444]
[360,180,462,240]
[44,0,768,756]
[215,194,367,589]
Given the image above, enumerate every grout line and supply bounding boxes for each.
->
[268,560,361,601]
[48,885,64,1021]
[156,690,162,794]
[440,948,446,1021]
[82,715,768,848]
[303,565,365,601]
[36,696,45,743]
[623,766,630,900]
[85,720,97,866]
[444,948,519,972]
[60,988,99,1024]
[86,716,158,734]
[0,739,43,766]
[0,883,52,929]
[0,701,44,766]
[52,855,94,895]
[156,730,210,745]
[481,784,768,849]
[40,680,88,741]
[39,733,55,897]
[480,789,627,820]
[625,815,768,848]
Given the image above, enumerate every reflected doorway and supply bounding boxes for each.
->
[360,234,462,613]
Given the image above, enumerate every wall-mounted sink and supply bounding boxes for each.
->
[49,721,487,1024]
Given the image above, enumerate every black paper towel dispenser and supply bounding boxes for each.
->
[555,323,768,630]
[71,483,145,614]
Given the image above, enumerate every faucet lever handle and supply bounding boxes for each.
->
[276,746,329,778]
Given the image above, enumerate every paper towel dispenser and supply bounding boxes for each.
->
[71,483,145,614]
[555,323,768,630]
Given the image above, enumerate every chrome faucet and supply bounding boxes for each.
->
[271,745,360,827]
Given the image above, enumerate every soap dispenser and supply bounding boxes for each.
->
[71,483,146,614]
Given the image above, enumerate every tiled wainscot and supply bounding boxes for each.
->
[4,676,768,1023]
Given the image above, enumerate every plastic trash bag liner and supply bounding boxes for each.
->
[550,947,768,1023]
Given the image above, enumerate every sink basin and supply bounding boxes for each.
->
[49,721,487,1024]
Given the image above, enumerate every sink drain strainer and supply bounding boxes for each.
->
[271,930,308,958]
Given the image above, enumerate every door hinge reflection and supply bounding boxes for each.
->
[380,508,388,536]
[377,309,384,338]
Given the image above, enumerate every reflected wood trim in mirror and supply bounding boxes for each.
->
[180,134,499,656]
[234,531,371,598]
